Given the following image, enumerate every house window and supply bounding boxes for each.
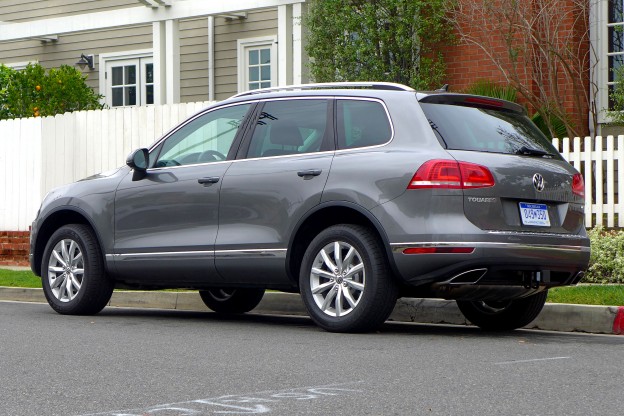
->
[608,1,624,109]
[3,61,37,70]
[238,36,277,93]
[99,50,154,107]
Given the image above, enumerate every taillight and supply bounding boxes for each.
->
[572,173,585,198]
[408,160,495,189]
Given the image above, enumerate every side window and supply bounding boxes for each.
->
[153,104,251,168]
[246,99,328,158]
[337,100,392,149]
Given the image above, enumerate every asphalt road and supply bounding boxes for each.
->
[1,301,623,416]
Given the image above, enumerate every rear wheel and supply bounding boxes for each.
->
[41,224,114,315]
[299,224,397,333]
[199,288,265,313]
[456,291,548,331]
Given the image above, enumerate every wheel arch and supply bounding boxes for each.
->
[286,201,398,287]
[33,208,105,277]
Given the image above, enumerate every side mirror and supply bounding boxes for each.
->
[126,148,149,172]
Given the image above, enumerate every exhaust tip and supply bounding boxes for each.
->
[447,268,488,285]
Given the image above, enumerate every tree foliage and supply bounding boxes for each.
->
[305,0,451,90]
[0,63,103,120]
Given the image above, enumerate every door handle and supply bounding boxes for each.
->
[198,176,220,185]
[297,169,322,177]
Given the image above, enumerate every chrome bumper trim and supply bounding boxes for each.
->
[390,241,590,254]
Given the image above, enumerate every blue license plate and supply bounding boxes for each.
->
[519,202,550,227]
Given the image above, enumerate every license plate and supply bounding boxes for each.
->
[519,202,550,227]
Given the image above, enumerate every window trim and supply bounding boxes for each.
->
[3,60,37,70]
[237,36,278,93]
[98,49,155,107]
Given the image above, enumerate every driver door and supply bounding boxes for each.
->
[112,103,252,284]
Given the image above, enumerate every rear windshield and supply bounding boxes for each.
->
[420,102,562,160]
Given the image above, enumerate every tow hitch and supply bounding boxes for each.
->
[523,271,549,289]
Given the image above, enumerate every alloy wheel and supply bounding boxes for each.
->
[309,241,365,317]
[47,239,84,302]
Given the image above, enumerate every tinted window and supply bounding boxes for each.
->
[154,104,251,167]
[247,99,328,158]
[337,99,392,149]
[420,103,562,159]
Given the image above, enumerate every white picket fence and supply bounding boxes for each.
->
[0,102,212,231]
[553,135,624,228]
[0,102,622,231]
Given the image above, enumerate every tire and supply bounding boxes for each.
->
[299,224,398,333]
[41,224,114,315]
[456,291,548,331]
[199,288,265,313]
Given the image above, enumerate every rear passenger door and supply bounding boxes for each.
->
[215,98,334,284]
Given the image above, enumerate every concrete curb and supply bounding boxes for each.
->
[1,287,621,335]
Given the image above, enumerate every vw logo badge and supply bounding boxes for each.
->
[533,173,545,192]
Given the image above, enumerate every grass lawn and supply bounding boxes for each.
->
[0,268,622,306]
[547,284,624,307]
[0,269,41,288]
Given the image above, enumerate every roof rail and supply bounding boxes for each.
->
[230,82,415,98]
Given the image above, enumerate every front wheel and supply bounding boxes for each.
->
[456,291,548,331]
[199,288,265,313]
[41,224,114,315]
[299,224,397,333]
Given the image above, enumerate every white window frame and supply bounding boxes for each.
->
[593,0,622,124]
[3,60,37,70]
[99,49,156,107]
[237,36,278,93]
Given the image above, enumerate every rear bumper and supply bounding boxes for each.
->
[391,234,590,291]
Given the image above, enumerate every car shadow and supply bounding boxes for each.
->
[89,306,624,345]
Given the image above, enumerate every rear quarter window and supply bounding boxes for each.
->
[337,99,392,150]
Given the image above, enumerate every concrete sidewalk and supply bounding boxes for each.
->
[1,286,622,335]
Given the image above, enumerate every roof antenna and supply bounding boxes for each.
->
[436,84,449,92]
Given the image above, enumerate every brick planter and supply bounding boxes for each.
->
[0,231,30,267]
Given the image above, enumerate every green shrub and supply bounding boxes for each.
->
[0,63,103,120]
[584,227,624,284]
[462,79,518,102]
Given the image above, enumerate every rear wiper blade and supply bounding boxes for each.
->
[516,146,554,158]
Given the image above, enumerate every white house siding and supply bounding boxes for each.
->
[0,0,152,95]
[0,2,296,103]
[0,0,137,22]
[0,26,153,94]
[180,17,209,103]
[214,9,278,100]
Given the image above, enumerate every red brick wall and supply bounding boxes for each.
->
[0,231,30,267]
[442,0,590,136]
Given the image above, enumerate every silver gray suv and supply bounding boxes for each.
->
[29,82,590,332]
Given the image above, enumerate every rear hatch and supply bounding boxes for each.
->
[418,94,585,235]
